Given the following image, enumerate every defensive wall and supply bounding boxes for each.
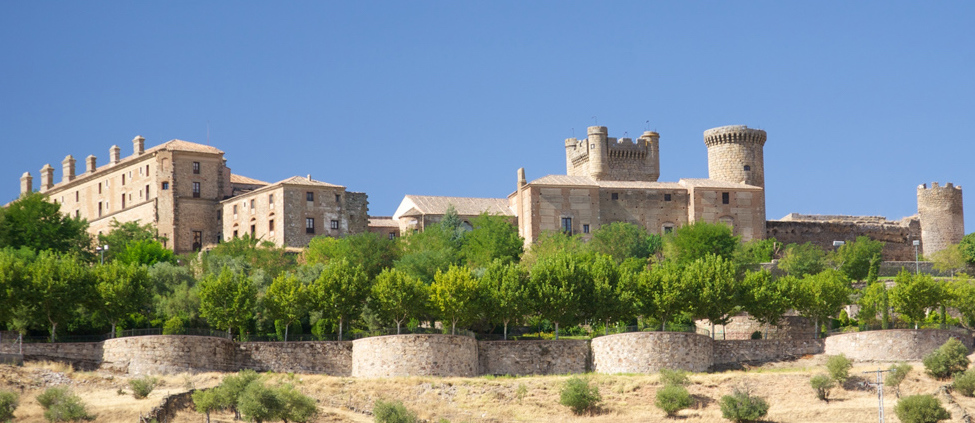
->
[6,329,969,376]
[767,214,921,261]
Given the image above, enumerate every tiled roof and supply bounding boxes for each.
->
[276,176,344,188]
[368,216,400,228]
[230,174,269,185]
[597,180,684,189]
[393,195,513,219]
[678,178,761,190]
[147,139,225,155]
[526,175,684,190]
[527,175,598,186]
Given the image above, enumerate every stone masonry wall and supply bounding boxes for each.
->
[824,329,973,362]
[700,315,816,340]
[591,332,713,374]
[766,218,921,261]
[352,335,478,378]
[21,342,104,371]
[101,336,235,375]
[478,340,590,376]
[236,341,353,376]
[713,339,824,366]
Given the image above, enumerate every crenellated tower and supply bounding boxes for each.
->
[917,182,964,256]
[564,126,660,182]
[703,125,767,188]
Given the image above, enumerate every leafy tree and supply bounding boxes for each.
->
[96,220,166,263]
[217,370,260,420]
[93,261,152,336]
[304,232,399,279]
[684,254,740,337]
[662,221,739,265]
[655,384,692,417]
[886,363,912,398]
[371,268,428,334]
[953,369,975,397]
[0,248,30,327]
[586,254,631,335]
[792,269,852,337]
[588,222,661,263]
[741,270,794,338]
[430,265,481,335]
[948,275,975,328]
[519,230,587,270]
[0,192,91,256]
[810,375,835,402]
[114,239,175,267]
[27,252,95,341]
[310,259,370,340]
[826,354,852,383]
[237,379,284,423]
[931,244,967,276]
[0,390,17,423]
[394,208,464,284]
[960,232,975,265]
[264,273,309,341]
[777,242,826,277]
[890,270,946,328]
[460,213,523,268]
[830,236,885,281]
[277,383,318,423]
[373,399,418,423]
[636,261,692,331]
[858,281,892,329]
[894,394,951,423]
[528,252,591,339]
[479,260,531,339]
[199,267,257,339]
[922,338,970,380]
[734,237,778,266]
[204,235,295,280]
[192,389,224,423]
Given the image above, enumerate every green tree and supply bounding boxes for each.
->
[114,239,175,267]
[931,244,967,276]
[960,233,975,265]
[0,390,17,423]
[394,207,464,284]
[586,254,631,335]
[93,261,152,336]
[460,213,523,268]
[685,254,740,338]
[519,230,587,270]
[792,269,852,337]
[858,281,892,329]
[890,270,945,328]
[96,220,167,263]
[277,384,318,423]
[27,252,95,341]
[0,249,30,328]
[204,235,295,280]
[777,242,826,277]
[719,386,769,423]
[528,252,591,339]
[588,222,661,263]
[0,192,91,256]
[192,389,224,423]
[734,237,778,266]
[741,270,794,339]
[922,338,970,380]
[199,267,257,339]
[636,261,693,331]
[264,274,309,341]
[894,394,951,423]
[311,258,370,340]
[662,221,739,265]
[304,232,399,279]
[479,260,531,339]
[430,265,480,335]
[559,376,602,416]
[371,268,428,334]
[830,236,885,281]
[948,275,975,328]
[237,379,284,423]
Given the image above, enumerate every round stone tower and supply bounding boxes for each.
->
[703,125,767,188]
[917,182,964,256]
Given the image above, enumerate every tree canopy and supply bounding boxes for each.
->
[0,192,90,256]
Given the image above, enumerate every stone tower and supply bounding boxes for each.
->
[564,126,660,182]
[917,182,964,256]
[704,125,767,188]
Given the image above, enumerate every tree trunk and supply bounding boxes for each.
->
[396,319,402,335]
[814,317,819,339]
[451,320,456,336]
[503,321,509,340]
[554,322,560,340]
[50,322,57,343]
[111,322,117,338]
[338,317,344,341]
[285,323,289,343]
[205,411,210,423]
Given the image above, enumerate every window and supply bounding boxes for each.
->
[162,181,169,190]
[193,231,202,252]
[121,193,125,209]
[722,192,730,204]
[233,230,238,238]
[250,199,255,210]
[331,220,339,229]
[145,184,149,198]
[561,217,572,235]
[98,202,103,217]
[306,192,314,202]
[664,193,672,202]
[306,218,315,234]
[145,165,149,175]
[269,194,274,208]
[75,210,79,218]
[233,205,238,215]
[192,162,200,174]
[335,194,341,203]
[611,193,619,200]
[269,220,275,233]
[98,183,102,194]
[388,232,396,240]
[744,165,751,171]
[250,224,256,238]
[193,182,201,198]
[583,224,590,234]
[122,174,125,185]
[663,226,674,234]
[76,191,79,202]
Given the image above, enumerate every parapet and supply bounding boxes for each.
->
[918,182,962,192]
[704,125,767,147]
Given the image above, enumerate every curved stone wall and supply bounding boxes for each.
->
[700,315,816,340]
[352,334,477,378]
[101,335,235,375]
[236,341,352,376]
[591,332,712,374]
[824,329,973,362]
[478,340,590,376]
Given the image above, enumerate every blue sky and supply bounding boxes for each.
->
[2,2,973,231]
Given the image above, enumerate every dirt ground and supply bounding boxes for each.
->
[3,355,974,423]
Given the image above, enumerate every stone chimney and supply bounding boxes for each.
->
[110,145,121,164]
[61,155,76,183]
[86,155,97,174]
[40,164,54,191]
[518,168,527,188]
[20,172,32,195]
[133,136,145,156]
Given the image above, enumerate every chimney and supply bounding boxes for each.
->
[20,172,32,195]
[86,155,97,174]
[40,164,54,191]
[518,168,527,188]
[61,155,76,183]
[133,136,145,156]
[110,145,121,164]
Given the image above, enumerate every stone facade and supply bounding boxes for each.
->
[101,336,236,375]
[824,329,973,362]
[352,334,478,378]
[236,341,353,375]
[591,332,713,374]
[767,214,922,261]
[20,342,104,371]
[712,339,824,366]
[565,126,660,182]
[918,182,965,256]
[478,340,590,376]
[699,315,816,340]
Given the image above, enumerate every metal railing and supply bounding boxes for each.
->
[827,322,971,335]
[590,324,710,339]
[351,327,477,339]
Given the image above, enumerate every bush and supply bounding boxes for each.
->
[923,338,970,380]
[655,384,692,417]
[36,387,94,422]
[373,399,418,423]
[277,385,318,423]
[559,376,601,415]
[894,394,951,423]
[826,354,852,384]
[886,362,912,398]
[659,369,690,386]
[953,369,975,397]
[238,380,284,423]
[750,331,763,340]
[719,387,769,423]
[810,375,835,402]
[0,390,18,423]
[129,376,159,399]
[162,316,185,335]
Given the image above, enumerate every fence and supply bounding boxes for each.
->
[0,331,23,355]
[351,327,476,339]
[590,324,710,339]
[827,322,971,336]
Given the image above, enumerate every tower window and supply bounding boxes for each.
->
[306,192,314,202]
[162,181,169,190]
[583,224,590,234]
[664,193,672,202]
[561,217,572,235]
[193,182,201,198]
[744,165,751,171]
[306,218,315,234]
[335,194,341,203]
[193,162,200,174]
[331,220,339,229]
[722,192,730,204]
[611,193,619,200]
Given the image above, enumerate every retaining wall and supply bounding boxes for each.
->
[101,336,235,375]
[21,342,104,370]
[236,341,353,376]
[700,315,816,340]
[713,339,824,366]
[591,332,713,373]
[478,340,590,376]
[352,334,478,378]
[824,329,973,362]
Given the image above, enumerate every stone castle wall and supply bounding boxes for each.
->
[236,341,353,376]
[700,315,816,340]
[824,329,973,362]
[20,342,104,371]
[351,335,478,378]
[766,218,921,261]
[918,182,964,257]
[478,340,590,376]
[591,332,713,374]
[101,336,235,375]
[713,339,824,365]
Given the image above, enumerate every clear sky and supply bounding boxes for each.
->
[2,2,973,231]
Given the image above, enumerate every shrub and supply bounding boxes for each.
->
[659,369,690,386]
[886,362,912,398]
[129,376,159,399]
[750,331,763,340]
[37,387,93,422]
[719,387,769,423]
[238,380,284,423]
[810,375,835,402]
[374,399,417,423]
[277,385,318,423]
[0,390,18,423]
[923,338,970,380]
[559,376,601,415]
[894,394,951,423]
[953,369,975,397]
[826,354,852,384]
[516,383,528,403]
[655,384,692,417]
[162,316,185,335]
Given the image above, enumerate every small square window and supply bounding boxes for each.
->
[193,162,200,174]
[722,192,730,204]
[583,224,590,234]
[306,218,315,234]
[663,226,674,234]
[306,192,314,202]
[664,193,672,202]
[162,182,169,190]
[611,193,619,200]
[743,165,751,171]
[331,220,339,229]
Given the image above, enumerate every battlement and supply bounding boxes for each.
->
[704,125,767,147]
[565,126,659,182]
[918,182,962,192]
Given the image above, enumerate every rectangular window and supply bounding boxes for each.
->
[233,230,238,238]
[76,191,79,202]
[583,224,590,234]
[664,226,674,234]
[388,232,395,240]
[145,184,149,198]
[722,192,730,204]
[75,210,80,218]
[193,231,202,251]
[145,165,149,175]
[561,217,572,235]
[331,220,339,229]
[98,202,103,217]
[193,182,201,198]
[122,174,126,185]
[611,193,619,200]
[98,183,102,194]
[162,181,169,190]
[250,224,256,238]
[335,194,341,203]
[250,199,255,210]
[269,194,274,208]
[193,162,200,174]
[233,205,238,215]
[306,218,315,234]
[306,192,314,202]
[664,193,672,202]
[121,194,125,209]
[269,220,275,233]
